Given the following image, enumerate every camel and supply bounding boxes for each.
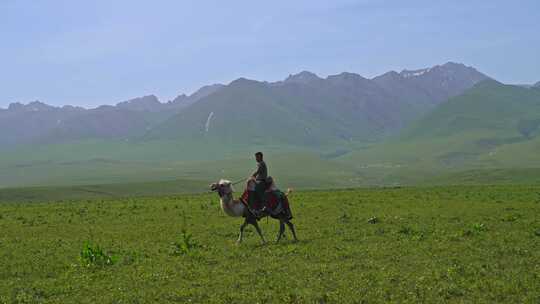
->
[210,179,298,244]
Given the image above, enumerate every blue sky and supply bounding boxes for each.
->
[1,0,539,108]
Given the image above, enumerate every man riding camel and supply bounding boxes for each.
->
[241,152,292,220]
[248,152,268,215]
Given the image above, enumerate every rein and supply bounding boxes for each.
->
[231,178,245,186]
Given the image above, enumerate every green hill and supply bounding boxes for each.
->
[340,81,540,173]
[402,80,540,139]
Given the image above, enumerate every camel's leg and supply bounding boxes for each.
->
[237,219,248,244]
[276,220,286,243]
[251,219,266,244]
[286,221,298,242]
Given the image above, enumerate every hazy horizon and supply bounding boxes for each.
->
[2,0,539,108]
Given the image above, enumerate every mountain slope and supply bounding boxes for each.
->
[43,106,155,142]
[398,62,489,105]
[116,95,162,112]
[0,84,225,148]
[145,78,343,146]
[341,80,540,170]
[0,102,85,147]
[146,63,488,146]
[0,103,162,147]
[165,84,224,110]
[372,62,489,109]
[402,80,540,139]
[145,76,405,145]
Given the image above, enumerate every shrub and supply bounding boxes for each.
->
[462,223,487,237]
[472,223,487,232]
[171,229,199,256]
[80,242,117,267]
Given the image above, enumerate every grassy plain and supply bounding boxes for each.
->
[1,185,539,303]
[0,142,360,189]
[5,135,540,193]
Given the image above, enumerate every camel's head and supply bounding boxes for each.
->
[210,179,233,197]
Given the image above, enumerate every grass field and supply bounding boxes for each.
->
[2,127,540,191]
[0,143,361,189]
[0,179,207,203]
[1,185,539,303]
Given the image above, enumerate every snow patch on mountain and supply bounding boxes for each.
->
[400,68,432,78]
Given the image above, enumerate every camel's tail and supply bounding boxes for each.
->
[285,188,293,197]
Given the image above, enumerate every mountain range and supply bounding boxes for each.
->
[3,62,540,189]
[0,84,223,148]
[0,62,489,148]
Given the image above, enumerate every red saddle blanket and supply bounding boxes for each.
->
[240,190,290,212]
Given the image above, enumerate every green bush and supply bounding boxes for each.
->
[472,223,487,232]
[80,242,117,267]
[171,229,199,256]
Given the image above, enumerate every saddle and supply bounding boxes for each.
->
[240,188,292,220]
